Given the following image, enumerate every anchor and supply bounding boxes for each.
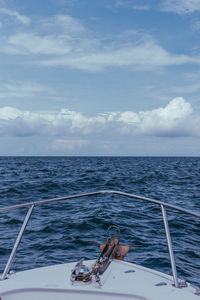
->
[71,225,132,284]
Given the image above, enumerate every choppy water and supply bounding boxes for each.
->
[0,156,199,287]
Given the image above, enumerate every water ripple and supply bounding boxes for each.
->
[0,156,199,287]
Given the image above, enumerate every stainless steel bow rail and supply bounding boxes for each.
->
[0,190,199,287]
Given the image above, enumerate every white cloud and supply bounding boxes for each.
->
[0,98,199,138]
[0,106,22,120]
[115,1,149,11]
[136,97,195,137]
[39,38,200,71]
[169,83,200,94]
[131,5,149,11]
[4,30,98,57]
[52,14,85,33]
[161,0,200,14]
[0,8,30,24]
[0,81,52,98]
[0,11,200,72]
[7,33,72,55]
[0,13,98,57]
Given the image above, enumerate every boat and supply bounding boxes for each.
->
[0,190,199,299]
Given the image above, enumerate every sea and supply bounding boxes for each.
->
[0,156,199,287]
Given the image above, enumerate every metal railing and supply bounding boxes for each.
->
[0,190,199,287]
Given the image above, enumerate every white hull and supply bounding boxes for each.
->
[0,259,198,300]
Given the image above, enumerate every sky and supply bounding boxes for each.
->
[0,0,200,156]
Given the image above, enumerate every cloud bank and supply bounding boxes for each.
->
[0,98,199,139]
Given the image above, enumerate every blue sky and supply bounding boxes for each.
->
[0,0,200,156]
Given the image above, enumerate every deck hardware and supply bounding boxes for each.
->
[9,271,15,275]
[92,225,120,275]
[124,270,135,273]
[155,282,167,286]
[171,279,188,288]
[71,259,91,283]
[71,226,121,284]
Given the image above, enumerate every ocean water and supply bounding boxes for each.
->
[0,156,199,287]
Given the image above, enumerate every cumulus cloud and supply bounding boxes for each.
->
[0,98,199,138]
[161,0,200,14]
[136,98,194,137]
[0,8,30,24]
[0,106,22,120]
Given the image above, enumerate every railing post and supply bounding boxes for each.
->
[1,204,34,280]
[161,204,179,288]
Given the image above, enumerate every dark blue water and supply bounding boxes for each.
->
[0,157,199,286]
